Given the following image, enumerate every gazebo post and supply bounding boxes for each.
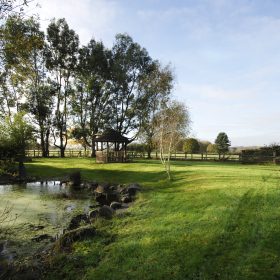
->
[107,141,109,162]
[124,142,127,162]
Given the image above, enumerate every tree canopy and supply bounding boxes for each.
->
[183,138,200,154]
[0,16,177,158]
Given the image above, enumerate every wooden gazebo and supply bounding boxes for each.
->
[94,129,129,163]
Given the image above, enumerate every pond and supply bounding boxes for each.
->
[0,181,97,265]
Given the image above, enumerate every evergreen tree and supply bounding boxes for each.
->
[215,132,231,159]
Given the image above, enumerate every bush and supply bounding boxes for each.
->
[0,112,34,159]
[0,160,18,175]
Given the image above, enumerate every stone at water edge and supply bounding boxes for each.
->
[31,234,54,242]
[99,205,115,219]
[67,213,90,230]
[88,209,99,219]
[126,183,141,196]
[121,195,132,203]
[95,182,110,194]
[55,225,96,249]
[110,201,122,210]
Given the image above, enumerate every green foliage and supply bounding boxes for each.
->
[0,112,34,158]
[110,33,153,135]
[207,143,217,153]
[215,132,231,155]
[127,143,147,153]
[45,18,79,157]
[198,140,211,153]
[183,138,200,153]
[71,39,112,155]
[0,159,17,175]
[140,62,174,157]
[1,16,176,158]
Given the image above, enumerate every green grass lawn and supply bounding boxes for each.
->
[26,159,280,280]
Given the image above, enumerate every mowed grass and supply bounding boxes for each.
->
[25,159,280,280]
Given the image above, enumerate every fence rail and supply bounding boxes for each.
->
[127,152,241,161]
[24,150,280,164]
[25,150,91,158]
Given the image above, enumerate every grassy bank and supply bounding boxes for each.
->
[25,158,280,280]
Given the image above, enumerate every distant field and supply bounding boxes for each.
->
[25,159,280,280]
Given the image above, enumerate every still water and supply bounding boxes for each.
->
[0,181,97,263]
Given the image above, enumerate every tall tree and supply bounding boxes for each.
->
[110,33,153,138]
[0,15,43,118]
[45,18,79,157]
[1,16,54,157]
[139,61,173,158]
[215,132,231,159]
[72,39,112,157]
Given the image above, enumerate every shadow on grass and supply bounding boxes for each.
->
[25,159,197,191]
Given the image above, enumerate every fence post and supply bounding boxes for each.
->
[273,151,277,164]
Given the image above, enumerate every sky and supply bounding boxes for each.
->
[26,0,280,146]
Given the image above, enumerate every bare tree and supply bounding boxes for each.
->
[154,100,190,180]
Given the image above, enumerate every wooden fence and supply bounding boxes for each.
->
[25,149,241,161]
[127,152,241,162]
[25,149,91,158]
[25,149,280,164]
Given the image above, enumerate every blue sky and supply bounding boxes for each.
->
[30,0,280,146]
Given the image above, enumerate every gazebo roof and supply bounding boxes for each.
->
[94,129,129,143]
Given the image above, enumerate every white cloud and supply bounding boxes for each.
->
[33,0,120,44]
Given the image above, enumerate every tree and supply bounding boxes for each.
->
[1,16,54,157]
[183,138,200,154]
[45,18,79,157]
[72,39,112,157]
[139,61,173,158]
[154,100,190,180]
[110,33,153,138]
[215,132,231,159]
[0,15,44,117]
[206,143,217,153]
[198,140,211,153]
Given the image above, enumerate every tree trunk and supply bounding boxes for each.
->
[40,130,46,157]
[45,129,50,157]
[59,129,65,158]
[91,136,96,158]
[147,145,152,159]
[60,147,65,158]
